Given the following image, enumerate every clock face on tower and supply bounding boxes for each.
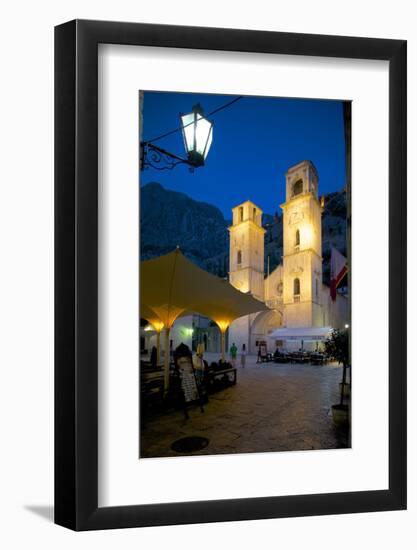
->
[289,211,304,225]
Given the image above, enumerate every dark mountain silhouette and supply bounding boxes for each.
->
[140,182,348,283]
[140,182,229,276]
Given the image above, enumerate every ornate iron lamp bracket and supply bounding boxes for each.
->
[140,142,194,171]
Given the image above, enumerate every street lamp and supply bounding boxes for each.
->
[141,103,213,171]
[181,104,213,167]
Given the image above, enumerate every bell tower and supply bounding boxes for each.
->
[228,200,265,353]
[228,200,265,300]
[281,160,323,328]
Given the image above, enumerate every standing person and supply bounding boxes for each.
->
[241,343,246,368]
[230,342,237,367]
[193,343,205,386]
[256,344,262,364]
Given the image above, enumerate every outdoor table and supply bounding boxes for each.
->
[310,353,326,365]
[289,352,309,364]
[273,352,290,363]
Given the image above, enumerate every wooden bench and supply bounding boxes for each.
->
[205,367,237,391]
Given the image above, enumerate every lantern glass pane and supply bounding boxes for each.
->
[181,113,195,153]
[195,115,213,158]
[204,125,213,159]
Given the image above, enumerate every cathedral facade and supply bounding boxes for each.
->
[228,160,349,353]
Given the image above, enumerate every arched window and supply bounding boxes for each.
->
[253,207,257,222]
[293,278,300,296]
[239,206,244,222]
[237,250,242,265]
[292,178,303,197]
[295,229,300,247]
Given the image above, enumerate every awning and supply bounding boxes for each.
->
[141,248,268,330]
[140,248,269,387]
[269,326,333,340]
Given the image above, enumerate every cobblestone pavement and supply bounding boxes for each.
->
[140,355,350,458]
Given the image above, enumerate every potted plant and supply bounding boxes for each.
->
[324,329,350,426]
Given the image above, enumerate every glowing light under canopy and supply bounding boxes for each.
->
[181,104,213,167]
[216,320,230,333]
[151,321,164,333]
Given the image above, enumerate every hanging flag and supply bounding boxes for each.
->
[330,247,347,301]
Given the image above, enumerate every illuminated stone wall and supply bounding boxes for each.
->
[228,314,252,355]
[264,264,283,306]
[321,286,349,329]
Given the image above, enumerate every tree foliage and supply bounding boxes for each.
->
[324,329,349,366]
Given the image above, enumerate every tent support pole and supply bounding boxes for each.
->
[221,330,226,361]
[156,331,160,363]
[163,328,170,391]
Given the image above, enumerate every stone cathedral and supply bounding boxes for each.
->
[228,160,348,353]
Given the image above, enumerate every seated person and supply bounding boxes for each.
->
[192,351,205,384]
[192,351,204,371]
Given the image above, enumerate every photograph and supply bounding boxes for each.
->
[139,91,351,458]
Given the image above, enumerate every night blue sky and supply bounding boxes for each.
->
[141,91,346,219]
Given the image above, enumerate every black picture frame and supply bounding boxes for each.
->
[55,19,407,531]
